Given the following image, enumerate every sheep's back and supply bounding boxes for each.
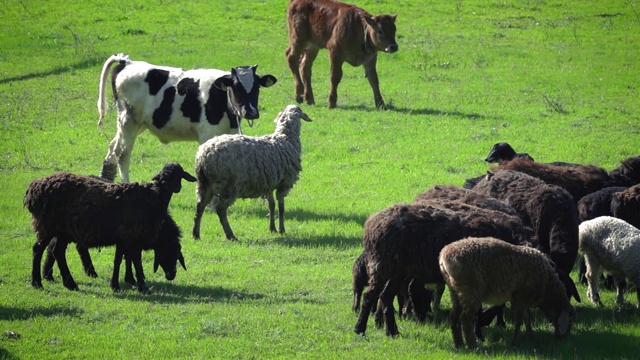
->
[196,135,301,198]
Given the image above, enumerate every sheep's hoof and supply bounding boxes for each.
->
[63,282,79,291]
[43,274,55,283]
[138,286,151,295]
[32,281,44,289]
[85,268,98,278]
[111,284,122,292]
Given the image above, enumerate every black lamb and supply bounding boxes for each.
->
[25,163,196,294]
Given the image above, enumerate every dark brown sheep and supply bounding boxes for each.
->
[608,155,640,187]
[24,163,196,294]
[354,202,534,337]
[611,183,640,229]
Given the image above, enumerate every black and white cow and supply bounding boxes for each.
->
[97,53,277,182]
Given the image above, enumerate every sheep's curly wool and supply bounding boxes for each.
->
[193,105,311,240]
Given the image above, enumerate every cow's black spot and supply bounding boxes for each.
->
[205,84,227,126]
[145,69,170,96]
[153,86,176,129]
[177,78,201,123]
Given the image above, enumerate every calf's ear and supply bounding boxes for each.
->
[213,75,234,91]
[260,75,277,88]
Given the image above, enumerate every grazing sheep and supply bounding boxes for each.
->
[192,105,311,241]
[25,163,196,294]
[608,155,640,187]
[579,216,640,308]
[611,183,640,229]
[472,170,580,278]
[351,251,433,322]
[440,237,576,348]
[484,142,534,164]
[42,214,186,287]
[495,157,613,202]
[353,202,535,337]
[576,186,628,286]
[415,185,519,217]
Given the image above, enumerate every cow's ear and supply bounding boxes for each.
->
[363,14,378,30]
[213,75,233,91]
[259,75,277,88]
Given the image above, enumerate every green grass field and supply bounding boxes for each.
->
[1,0,639,358]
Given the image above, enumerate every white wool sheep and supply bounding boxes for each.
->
[192,105,312,240]
[439,237,576,349]
[578,216,640,308]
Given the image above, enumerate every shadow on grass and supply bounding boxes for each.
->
[0,305,84,321]
[0,56,104,85]
[336,103,494,121]
[104,282,264,305]
[0,348,18,360]
[271,234,362,249]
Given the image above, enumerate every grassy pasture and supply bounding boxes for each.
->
[1,0,639,358]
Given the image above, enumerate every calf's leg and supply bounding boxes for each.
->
[363,57,385,109]
[327,54,344,108]
[300,47,319,105]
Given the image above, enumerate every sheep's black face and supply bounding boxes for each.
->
[153,243,186,281]
[153,163,197,194]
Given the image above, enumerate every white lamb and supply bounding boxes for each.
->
[579,216,640,308]
[192,105,312,240]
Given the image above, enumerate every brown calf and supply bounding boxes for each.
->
[285,0,398,109]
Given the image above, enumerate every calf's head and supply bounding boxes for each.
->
[364,14,398,54]
[213,65,277,120]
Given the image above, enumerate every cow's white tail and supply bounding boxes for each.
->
[97,53,130,130]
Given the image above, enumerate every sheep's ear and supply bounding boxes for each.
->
[179,253,187,271]
[182,171,197,183]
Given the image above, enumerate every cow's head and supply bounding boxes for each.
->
[364,14,398,54]
[213,65,277,120]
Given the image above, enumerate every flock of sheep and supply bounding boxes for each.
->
[352,142,640,348]
[20,0,640,351]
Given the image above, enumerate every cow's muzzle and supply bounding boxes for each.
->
[385,44,399,53]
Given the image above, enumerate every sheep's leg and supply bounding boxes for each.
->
[354,282,384,335]
[585,256,603,306]
[448,289,464,348]
[510,309,524,347]
[266,193,277,233]
[216,206,237,241]
[111,246,124,292]
[43,239,57,282]
[124,258,136,286]
[76,244,98,278]
[192,185,215,240]
[433,283,445,314]
[276,190,287,235]
[129,251,149,294]
[380,278,401,336]
[524,308,533,340]
[615,277,627,307]
[51,240,78,291]
[31,235,52,289]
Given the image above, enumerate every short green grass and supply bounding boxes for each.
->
[1,0,640,358]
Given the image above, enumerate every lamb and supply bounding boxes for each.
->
[42,214,186,287]
[578,216,640,308]
[439,237,576,348]
[472,170,580,278]
[25,163,196,294]
[351,250,433,322]
[192,105,311,241]
[495,157,614,202]
[353,202,537,337]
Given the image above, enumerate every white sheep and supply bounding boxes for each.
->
[192,105,312,240]
[439,237,576,348]
[578,216,640,308]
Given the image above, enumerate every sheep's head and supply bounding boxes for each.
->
[153,218,187,281]
[274,105,312,134]
[152,163,197,194]
[553,305,576,339]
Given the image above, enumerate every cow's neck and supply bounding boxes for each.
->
[226,90,250,129]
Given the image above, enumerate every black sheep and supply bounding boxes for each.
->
[611,183,640,229]
[354,202,535,337]
[608,155,640,187]
[24,163,196,294]
[484,142,534,164]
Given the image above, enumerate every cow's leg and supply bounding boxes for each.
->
[327,53,344,108]
[300,47,319,105]
[102,113,142,182]
[285,44,305,104]
[266,193,277,233]
[363,56,385,109]
[51,239,78,291]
